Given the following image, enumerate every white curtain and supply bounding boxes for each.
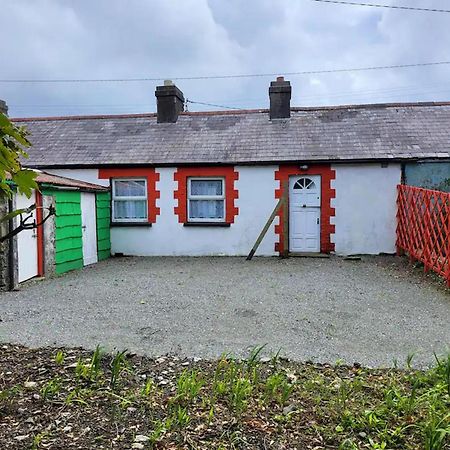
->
[114,200,147,219]
[189,200,224,219]
[114,180,146,196]
[190,180,222,196]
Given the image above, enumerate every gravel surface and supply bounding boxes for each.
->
[1,256,449,368]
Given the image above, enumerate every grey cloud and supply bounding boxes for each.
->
[1,0,450,117]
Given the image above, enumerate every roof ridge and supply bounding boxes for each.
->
[10,100,450,122]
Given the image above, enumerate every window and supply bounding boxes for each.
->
[293,178,316,190]
[187,178,225,222]
[112,179,148,222]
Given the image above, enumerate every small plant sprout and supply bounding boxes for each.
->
[149,418,173,445]
[142,378,154,397]
[31,431,49,450]
[40,378,61,401]
[173,405,190,428]
[176,369,204,403]
[75,345,104,383]
[265,372,294,406]
[433,353,450,396]
[246,344,266,372]
[207,405,214,425]
[54,350,65,365]
[270,348,282,367]
[229,376,252,414]
[422,411,450,450]
[406,351,416,370]
[110,349,130,389]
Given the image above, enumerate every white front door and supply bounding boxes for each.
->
[17,191,38,282]
[81,193,98,266]
[289,175,321,253]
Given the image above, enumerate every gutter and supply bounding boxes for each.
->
[24,157,450,170]
[39,183,109,193]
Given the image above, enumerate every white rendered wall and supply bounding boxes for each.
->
[45,169,109,187]
[332,163,401,255]
[111,166,279,256]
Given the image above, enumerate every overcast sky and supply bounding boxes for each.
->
[1,0,450,117]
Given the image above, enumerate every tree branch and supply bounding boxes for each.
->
[0,204,55,243]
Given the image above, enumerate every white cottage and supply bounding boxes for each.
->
[11,78,450,257]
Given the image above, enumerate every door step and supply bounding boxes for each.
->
[288,252,330,258]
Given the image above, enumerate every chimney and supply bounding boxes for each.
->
[269,76,291,120]
[155,80,184,123]
[0,100,8,115]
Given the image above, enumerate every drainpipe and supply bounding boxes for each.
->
[400,163,406,185]
[7,198,16,290]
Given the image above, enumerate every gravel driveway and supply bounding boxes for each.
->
[1,256,449,368]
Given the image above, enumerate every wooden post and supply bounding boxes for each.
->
[246,197,284,261]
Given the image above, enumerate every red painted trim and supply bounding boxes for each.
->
[174,166,239,224]
[35,191,45,276]
[98,168,160,223]
[275,164,335,254]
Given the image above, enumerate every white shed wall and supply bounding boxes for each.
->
[332,163,401,255]
[45,169,109,187]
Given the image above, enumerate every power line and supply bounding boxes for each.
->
[11,82,450,109]
[1,61,450,84]
[186,99,244,110]
[309,0,450,13]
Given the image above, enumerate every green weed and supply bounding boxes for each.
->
[229,376,252,414]
[149,417,173,446]
[422,411,450,450]
[40,377,61,401]
[141,378,155,398]
[75,345,103,383]
[173,405,190,428]
[110,349,130,389]
[264,372,294,405]
[176,369,204,402]
[54,350,65,365]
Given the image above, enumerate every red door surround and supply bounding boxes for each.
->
[98,168,160,223]
[275,164,335,254]
[174,166,239,224]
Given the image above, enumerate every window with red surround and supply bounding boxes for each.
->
[174,167,239,224]
[275,165,335,254]
[98,168,160,223]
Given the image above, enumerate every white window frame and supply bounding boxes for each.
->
[111,178,148,223]
[187,177,226,223]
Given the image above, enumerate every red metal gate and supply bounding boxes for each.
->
[396,185,450,286]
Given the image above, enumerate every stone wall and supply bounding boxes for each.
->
[43,194,56,276]
[0,194,18,291]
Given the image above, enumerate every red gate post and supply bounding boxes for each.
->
[423,193,431,274]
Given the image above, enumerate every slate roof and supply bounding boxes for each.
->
[13,102,450,167]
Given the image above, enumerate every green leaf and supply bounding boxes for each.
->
[0,208,29,223]
[12,169,38,198]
